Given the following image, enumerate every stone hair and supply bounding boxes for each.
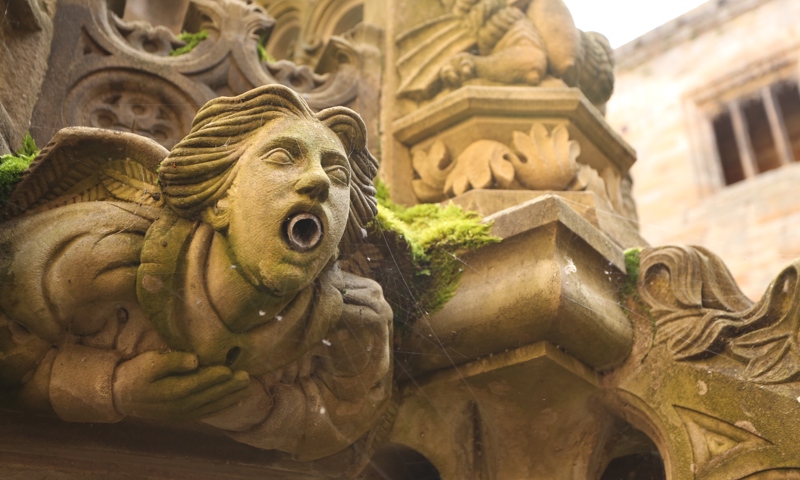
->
[159,84,379,253]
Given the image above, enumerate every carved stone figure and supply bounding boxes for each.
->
[0,84,392,464]
[395,0,614,109]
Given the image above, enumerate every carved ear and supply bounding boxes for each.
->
[201,196,231,232]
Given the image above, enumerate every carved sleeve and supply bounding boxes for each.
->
[0,203,153,422]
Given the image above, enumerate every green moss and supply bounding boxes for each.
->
[170,30,208,56]
[619,246,658,345]
[257,33,276,63]
[621,247,642,298]
[370,180,500,329]
[0,133,39,208]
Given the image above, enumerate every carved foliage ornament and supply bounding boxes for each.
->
[0,85,391,469]
[412,123,618,208]
[639,246,800,384]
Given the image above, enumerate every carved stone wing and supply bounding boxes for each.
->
[0,127,168,221]
[395,14,475,101]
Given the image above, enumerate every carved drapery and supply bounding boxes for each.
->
[2,85,394,475]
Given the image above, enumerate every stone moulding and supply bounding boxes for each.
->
[389,341,603,479]
[386,86,643,248]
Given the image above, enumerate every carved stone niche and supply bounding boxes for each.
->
[0,85,393,478]
[390,85,645,249]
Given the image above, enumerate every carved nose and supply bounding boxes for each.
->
[295,166,330,201]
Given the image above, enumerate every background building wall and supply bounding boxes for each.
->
[607,0,800,299]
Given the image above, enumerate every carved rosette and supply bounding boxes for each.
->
[64,70,200,149]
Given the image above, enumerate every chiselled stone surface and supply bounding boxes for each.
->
[386,85,642,248]
[0,0,57,153]
[393,0,614,111]
[401,195,633,374]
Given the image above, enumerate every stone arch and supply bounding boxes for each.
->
[360,443,442,480]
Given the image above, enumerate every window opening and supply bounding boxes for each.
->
[711,80,800,186]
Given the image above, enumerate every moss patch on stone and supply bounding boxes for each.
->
[0,133,39,208]
[621,247,642,298]
[257,33,276,63]
[370,180,500,328]
[170,30,208,56]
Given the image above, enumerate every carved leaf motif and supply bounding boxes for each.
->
[443,140,516,197]
[412,140,453,203]
[640,246,800,384]
[511,123,579,190]
[101,160,163,206]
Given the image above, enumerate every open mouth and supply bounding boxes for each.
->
[284,213,324,252]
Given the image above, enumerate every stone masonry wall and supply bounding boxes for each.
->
[607,0,800,299]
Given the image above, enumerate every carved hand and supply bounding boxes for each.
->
[112,351,251,421]
[320,273,392,382]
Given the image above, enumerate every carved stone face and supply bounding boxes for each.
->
[224,117,351,296]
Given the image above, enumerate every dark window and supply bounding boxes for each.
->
[743,96,781,173]
[711,80,800,186]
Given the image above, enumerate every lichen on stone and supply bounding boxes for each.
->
[370,180,500,328]
[170,30,208,56]
[0,133,39,208]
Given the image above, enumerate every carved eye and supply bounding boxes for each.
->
[264,149,293,165]
[326,166,349,185]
